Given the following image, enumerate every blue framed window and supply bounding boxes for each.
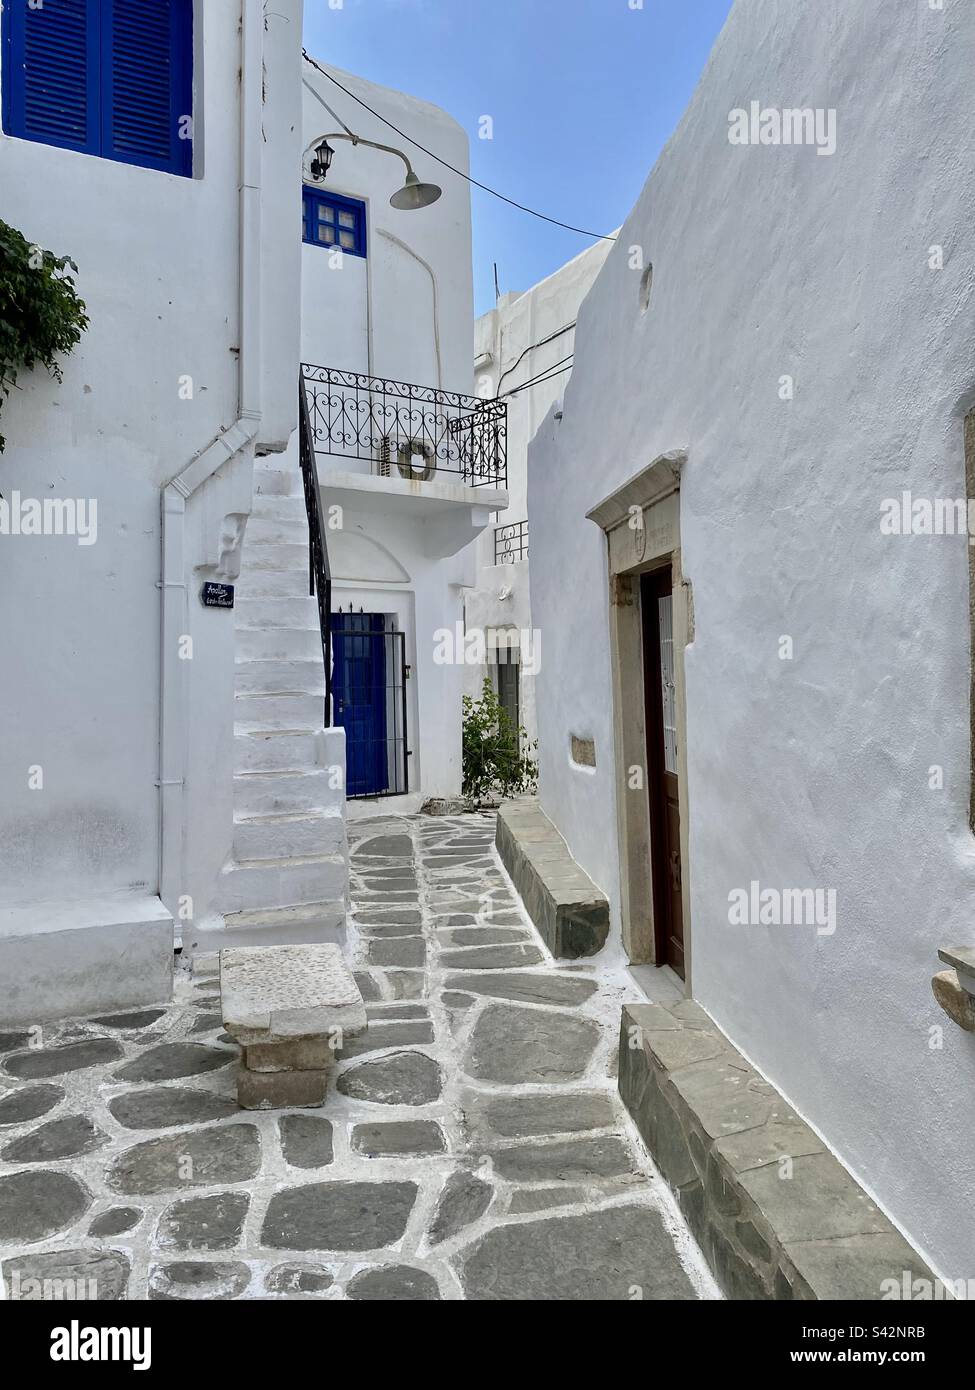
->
[303,185,367,258]
[1,0,193,177]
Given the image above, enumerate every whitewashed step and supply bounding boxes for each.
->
[234,769,341,816]
[218,853,347,913]
[239,540,312,570]
[253,468,302,499]
[251,494,308,521]
[235,692,325,728]
[245,515,311,545]
[234,568,310,599]
[235,730,320,773]
[235,596,319,629]
[212,902,347,950]
[236,627,322,661]
[233,809,346,860]
[235,659,325,695]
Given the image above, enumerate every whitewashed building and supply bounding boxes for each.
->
[524,0,975,1284]
[288,59,507,813]
[0,0,307,1018]
[466,241,612,744]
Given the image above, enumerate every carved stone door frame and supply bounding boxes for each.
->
[587,450,694,988]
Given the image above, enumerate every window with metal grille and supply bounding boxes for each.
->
[1,0,193,176]
[495,658,520,738]
[303,185,367,258]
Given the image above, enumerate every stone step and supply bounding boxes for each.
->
[495,800,609,959]
[250,494,308,521]
[245,515,311,545]
[235,595,320,630]
[239,540,311,571]
[200,901,347,952]
[235,659,325,696]
[234,692,325,729]
[234,567,311,599]
[218,853,347,914]
[222,942,363,1050]
[236,627,322,662]
[234,730,321,773]
[233,809,346,861]
[619,999,938,1300]
[253,463,302,498]
[233,768,342,816]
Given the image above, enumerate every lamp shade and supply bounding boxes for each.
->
[390,172,442,210]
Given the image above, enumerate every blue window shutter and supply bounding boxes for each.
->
[102,0,193,175]
[302,186,368,259]
[2,0,99,155]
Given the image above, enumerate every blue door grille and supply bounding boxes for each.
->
[331,615,408,799]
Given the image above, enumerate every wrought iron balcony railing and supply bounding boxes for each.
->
[301,364,507,488]
[495,519,529,565]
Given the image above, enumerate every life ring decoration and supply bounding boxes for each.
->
[396,438,437,482]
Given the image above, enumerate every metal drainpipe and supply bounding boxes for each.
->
[157,0,265,920]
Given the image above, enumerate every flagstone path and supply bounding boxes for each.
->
[0,813,718,1301]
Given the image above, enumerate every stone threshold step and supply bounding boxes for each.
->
[618,999,938,1301]
[495,799,609,959]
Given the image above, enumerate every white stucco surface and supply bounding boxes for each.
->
[466,241,612,743]
[528,0,975,1278]
[0,1,305,1014]
[299,59,483,801]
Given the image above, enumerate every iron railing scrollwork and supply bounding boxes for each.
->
[495,519,529,565]
[300,364,507,488]
[298,380,333,726]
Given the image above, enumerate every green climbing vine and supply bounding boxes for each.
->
[0,219,89,452]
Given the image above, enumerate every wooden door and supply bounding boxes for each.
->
[641,568,684,977]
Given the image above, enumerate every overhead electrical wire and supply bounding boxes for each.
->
[301,51,617,243]
[501,356,575,399]
[494,322,577,394]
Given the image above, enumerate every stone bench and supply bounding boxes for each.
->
[619,999,937,1299]
[495,800,609,959]
[221,943,366,1110]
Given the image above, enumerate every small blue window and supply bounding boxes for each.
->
[1,0,193,177]
[303,186,367,258]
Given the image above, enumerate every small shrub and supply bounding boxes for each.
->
[462,676,538,808]
[0,219,89,453]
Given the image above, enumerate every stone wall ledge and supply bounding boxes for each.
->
[495,800,609,959]
[619,1000,937,1300]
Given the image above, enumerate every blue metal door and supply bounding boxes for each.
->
[331,614,389,797]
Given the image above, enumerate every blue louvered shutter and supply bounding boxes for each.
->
[2,0,100,155]
[102,0,193,175]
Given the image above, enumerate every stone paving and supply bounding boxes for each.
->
[0,813,718,1301]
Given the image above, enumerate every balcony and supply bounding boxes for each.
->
[495,519,529,565]
[301,364,506,486]
[300,364,508,557]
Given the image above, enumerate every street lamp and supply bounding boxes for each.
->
[305,131,442,211]
[309,138,334,182]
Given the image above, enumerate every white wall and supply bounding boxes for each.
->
[298,58,477,801]
[466,241,612,743]
[529,0,975,1279]
[300,61,474,395]
[0,1,303,1009]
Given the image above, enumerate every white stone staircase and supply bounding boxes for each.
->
[213,451,348,948]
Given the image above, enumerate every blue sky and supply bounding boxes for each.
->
[303,0,734,315]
